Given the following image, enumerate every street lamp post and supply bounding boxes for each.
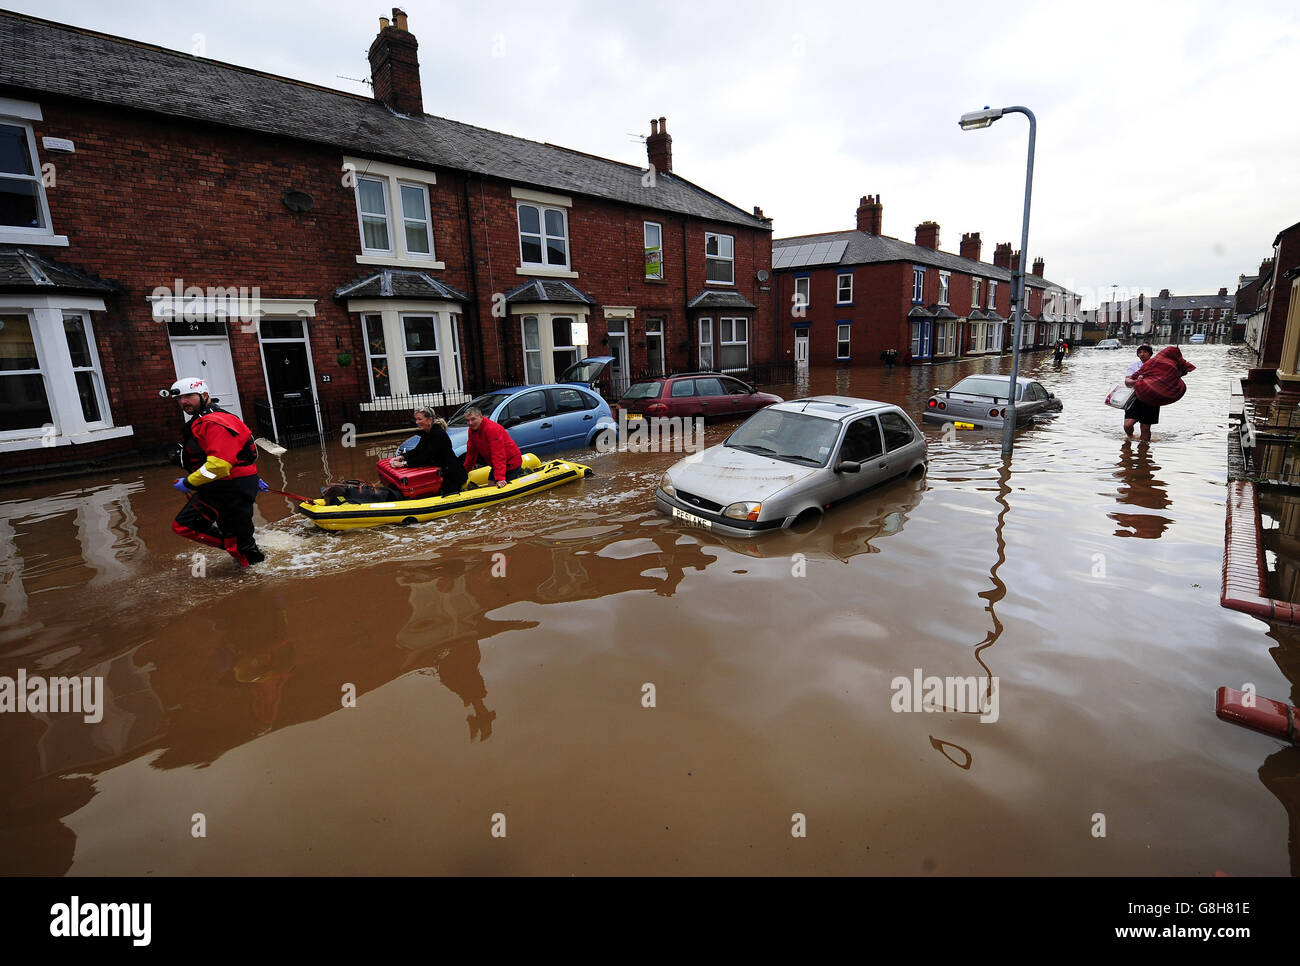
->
[959,105,1036,459]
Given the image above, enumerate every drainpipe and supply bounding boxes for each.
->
[462,173,487,393]
[681,215,690,370]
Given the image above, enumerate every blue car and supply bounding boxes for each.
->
[422,385,616,459]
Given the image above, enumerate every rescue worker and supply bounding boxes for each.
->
[164,376,265,566]
[462,406,525,488]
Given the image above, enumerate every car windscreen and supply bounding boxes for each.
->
[725,409,841,467]
[621,382,662,401]
[950,377,1023,400]
[448,393,512,426]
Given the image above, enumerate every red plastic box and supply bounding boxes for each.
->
[376,458,443,499]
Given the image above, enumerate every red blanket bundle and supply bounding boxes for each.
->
[1133,346,1195,406]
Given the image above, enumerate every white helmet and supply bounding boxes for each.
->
[162,376,209,398]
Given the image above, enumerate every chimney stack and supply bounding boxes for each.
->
[1261,258,1274,277]
[856,194,883,234]
[993,242,1013,269]
[369,8,423,116]
[647,117,672,174]
[1159,288,1170,299]
[1032,257,1044,277]
[915,221,940,251]
[959,231,982,262]
[1218,286,1228,296]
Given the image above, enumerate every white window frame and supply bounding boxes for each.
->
[794,276,811,308]
[510,305,591,383]
[836,323,851,359]
[972,278,982,309]
[361,313,390,398]
[705,232,734,285]
[719,316,749,371]
[698,317,715,369]
[343,299,465,405]
[913,267,925,303]
[988,279,997,310]
[0,100,67,247]
[644,221,664,280]
[938,272,950,306]
[398,181,435,258]
[399,313,449,397]
[345,156,443,269]
[518,202,572,272]
[837,273,853,304]
[0,296,131,451]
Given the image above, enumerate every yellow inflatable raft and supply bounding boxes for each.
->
[297,453,593,531]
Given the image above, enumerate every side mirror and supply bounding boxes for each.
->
[1047,392,1055,399]
[835,460,862,474]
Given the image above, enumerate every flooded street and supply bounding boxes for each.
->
[2,344,1290,875]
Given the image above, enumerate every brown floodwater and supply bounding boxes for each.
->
[1,344,1292,875]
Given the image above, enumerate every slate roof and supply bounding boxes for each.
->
[334,269,468,302]
[1150,292,1235,312]
[0,11,769,232]
[0,246,118,294]
[907,306,935,319]
[686,290,757,310]
[773,228,1078,296]
[503,279,597,305]
[930,305,959,320]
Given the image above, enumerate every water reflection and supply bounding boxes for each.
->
[0,483,145,645]
[1110,440,1173,539]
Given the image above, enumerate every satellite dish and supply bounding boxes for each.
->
[282,189,315,213]
[756,269,770,282]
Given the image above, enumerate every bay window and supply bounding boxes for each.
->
[348,301,464,403]
[719,317,748,370]
[698,318,714,369]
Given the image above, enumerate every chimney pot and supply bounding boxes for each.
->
[1032,257,1045,277]
[647,115,672,173]
[915,221,940,251]
[856,193,882,234]
[369,9,423,115]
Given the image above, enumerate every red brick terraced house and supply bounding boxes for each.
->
[0,9,774,472]
[772,194,1082,367]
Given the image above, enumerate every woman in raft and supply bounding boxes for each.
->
[322,407,469,504]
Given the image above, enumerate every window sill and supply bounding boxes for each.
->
[0,424,133,453]
[836,302,853,307]
[703,281,735,287]
[516,265,578,279]
[0,231,68,247]
[644,277,668,285]
[356,254,446,270]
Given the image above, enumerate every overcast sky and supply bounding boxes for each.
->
[13,0,1299,306]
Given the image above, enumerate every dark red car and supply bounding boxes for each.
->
[617,373,783,422]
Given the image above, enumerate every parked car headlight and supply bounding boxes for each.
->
[660,473,676,497]
[723,501,762,522]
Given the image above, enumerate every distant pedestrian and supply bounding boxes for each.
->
[1123,344,1156,440]
[1053,341,1066,365]
[880,348,898,369]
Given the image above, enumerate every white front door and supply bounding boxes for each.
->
[795,331,809,367]
[170,338,242,419]
[606,319,629,396]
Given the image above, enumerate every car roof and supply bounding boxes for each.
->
[627,371,737,384]
[771,396,895,421]
[480,384,596,397]
[953,374,1038,388]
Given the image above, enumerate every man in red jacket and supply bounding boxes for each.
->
[463,407,525,488]
[165,377,265,567]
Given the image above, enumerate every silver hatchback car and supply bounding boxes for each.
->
[656,396,928,537]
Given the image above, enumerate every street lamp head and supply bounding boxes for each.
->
[959,107,1004,130]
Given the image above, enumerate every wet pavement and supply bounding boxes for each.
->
[2,344,1293,875]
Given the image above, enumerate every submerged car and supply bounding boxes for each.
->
[655,396,927,537]
[922,375,1062,430]
[618,373,782,423]
[436,385,616,457]
[1095,339,1122,350]
[1189,333,1206,344]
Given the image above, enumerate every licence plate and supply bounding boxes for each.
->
[671,506,712,529]
[625,412,644,422]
